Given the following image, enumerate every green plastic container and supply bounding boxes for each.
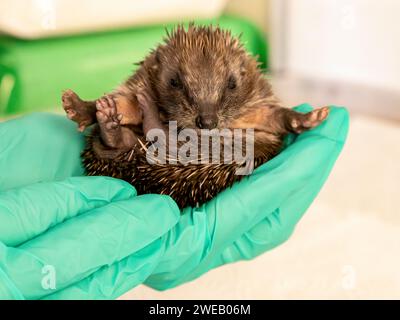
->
[0,16,268,116]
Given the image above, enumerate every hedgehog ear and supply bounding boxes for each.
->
[240,61,247,76]
[145,49,160,77]
[154,48,161,64]
[150,47,164,72]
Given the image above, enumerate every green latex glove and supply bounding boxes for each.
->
[0,105,349,299]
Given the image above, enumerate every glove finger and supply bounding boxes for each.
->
[0,176,136,246]
[0,113,84,192]
[0,194,179,300]
[42,238,164,300]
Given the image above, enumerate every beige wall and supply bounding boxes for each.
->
[285,0,400,91]
[224,0,270,33]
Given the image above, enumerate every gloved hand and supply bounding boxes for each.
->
[0,105,349,299]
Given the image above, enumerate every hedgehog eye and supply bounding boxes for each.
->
[170,76,182,89]
[227,76,237,90]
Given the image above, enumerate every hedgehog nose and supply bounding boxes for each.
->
[196,115,218,129]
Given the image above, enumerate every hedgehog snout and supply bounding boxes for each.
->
[195,114,218,129]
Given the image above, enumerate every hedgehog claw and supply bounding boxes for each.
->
[62,89,96,131]
[96,95,121,129]
[291,107,330,134]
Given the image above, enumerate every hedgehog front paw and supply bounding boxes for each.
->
[96,95,123,130]
[290,106,330,133]
[136,91,158,119]
[62,89,95,132]
[136,90,166,135]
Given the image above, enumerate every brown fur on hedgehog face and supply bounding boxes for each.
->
[142,25,275,131]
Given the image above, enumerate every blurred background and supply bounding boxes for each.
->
[1,0,399,299]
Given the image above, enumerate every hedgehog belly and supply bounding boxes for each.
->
[81,133,269,209]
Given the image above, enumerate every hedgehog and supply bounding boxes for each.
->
[62,24,329,209]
